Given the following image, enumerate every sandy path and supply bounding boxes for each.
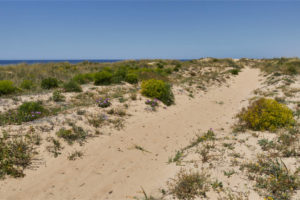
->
[0,68,261,200]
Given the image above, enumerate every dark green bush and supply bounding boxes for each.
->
[229,68,240,75]
[94,71,113,85]
[111,67,128,83]
[141,79,174,106]
[125,73,138,84]
[73,73,94,84]
[174,63,182,72]
[41,77,59,89]
[63,80,82,92]
[0,80,16,95]
[20,80,34,90]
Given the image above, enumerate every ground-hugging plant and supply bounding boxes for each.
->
[17,101,47,122]
[167,169,210,200]
[41,77,59,89]
[52,90,65,102]
[141,79,174,106]
[238,98,295,131]
[0,132,34,178]
[97,98,111,108]
[0,80,16,95]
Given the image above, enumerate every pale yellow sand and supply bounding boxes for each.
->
[0,68,262,200]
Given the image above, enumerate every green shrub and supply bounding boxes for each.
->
[0,133,34,178]
[18,101,47,122]
[63,80,82,92]
[20,80,34,90]
[111,67,128,83]
[94,71,113,85]
[0,80,16,95]
[286,65,297,75]
[174,63,182,72]
[125,73,138,84]
[41,77,59,89]
[56,126,88,145]
[229,68,240,75]
[141,79,174,106]
[73,73,94,84]
[52,90,65,102]
[167,169,210,200]
[238,98,295,131]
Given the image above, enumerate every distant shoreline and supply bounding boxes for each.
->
[0,59,123,66]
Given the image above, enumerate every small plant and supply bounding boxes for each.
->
[46,137,63,158]
[145,99,159,111]
[229,68,240,75]
[237,98,295,131]
[184,129,215,150]
[167,169,210,200]
[94,71,113,85]
[0,132,34,178]
[141,79,174,106]
[68,150,83,160]
[0,80,16,95]
[63,80,82,92]
[168,150,184,164]
[41,77,59,89]
[52,90,65,102]
[17,101,47,122]
[97,98,111,108]
[56,126,88,145]
[20,79,34,90]
[125,72,138,84]
[223,169,235,178]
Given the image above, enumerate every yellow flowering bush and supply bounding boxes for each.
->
[141,79,174,106]
[238,98,295,131]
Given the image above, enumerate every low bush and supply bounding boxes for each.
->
[94,71,113,85]
[0,80,16,95]
[41,77,59,89]
[73,73,94,84]
[167,169,210,200]
[20,80,34,90]
[17,101,48,122]
[63,80,82,92]
[52,90,65,102]
[141,79,174,106]
[238,98,295,131]
[97,98,111,108]
[229,68,240,75]
[56,125,88,145]
[125,72,138,84]
[0,133,34,178]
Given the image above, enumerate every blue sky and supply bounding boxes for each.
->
[0,1,300,59]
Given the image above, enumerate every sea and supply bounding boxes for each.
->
[0,59,122,66]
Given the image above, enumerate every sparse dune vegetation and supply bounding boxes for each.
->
[1,58,300,200]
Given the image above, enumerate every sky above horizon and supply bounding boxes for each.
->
[0,1,300,59]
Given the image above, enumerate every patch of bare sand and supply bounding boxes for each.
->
[0,68,261,200]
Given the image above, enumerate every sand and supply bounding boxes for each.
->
[0,68,262,200]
